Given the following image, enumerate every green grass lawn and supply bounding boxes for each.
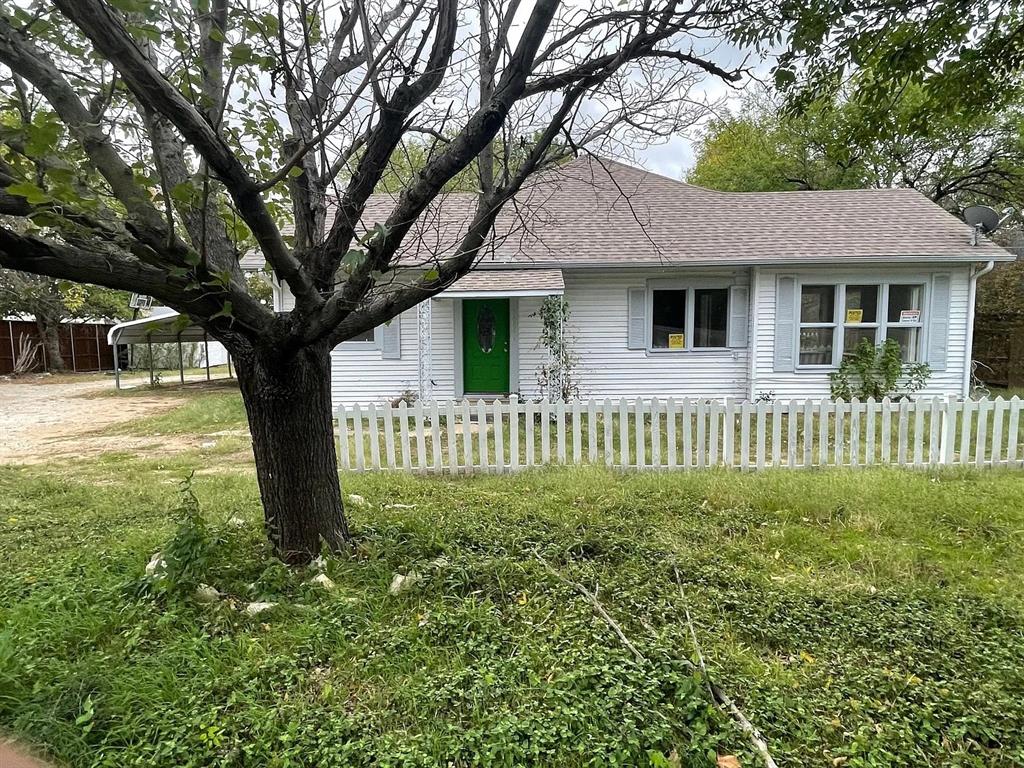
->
[2,391,1023,767]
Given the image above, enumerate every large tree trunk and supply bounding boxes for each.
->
[36,316,65,373]
[234,341,351,564]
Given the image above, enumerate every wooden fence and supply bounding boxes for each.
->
[0,319,115,374]
[335,396,1024,474]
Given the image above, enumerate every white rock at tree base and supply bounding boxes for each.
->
[347,494,366,507]
[145,552,166,578]
[244,601,278,616]
[194,584,220,603]
[311,573,336,590]
[389,571,422,595]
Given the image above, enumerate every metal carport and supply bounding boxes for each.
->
[106,311,231,389]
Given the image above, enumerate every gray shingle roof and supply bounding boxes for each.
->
[337,156,1012,268]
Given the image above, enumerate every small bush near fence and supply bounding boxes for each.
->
[337,396,1024,474]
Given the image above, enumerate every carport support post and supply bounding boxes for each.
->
[113,342,120,390]
[203,333,211,381]
[227,354,233,378]
[177,333,185,385]
[147,338,154,387]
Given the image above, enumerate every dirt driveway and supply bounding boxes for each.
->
[0,374,209,464]
[0,739,51,768]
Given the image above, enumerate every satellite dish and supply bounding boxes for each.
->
[964,205,1001,234]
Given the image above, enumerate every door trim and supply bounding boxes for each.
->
[509,298,519,396]
[454,299,464,398]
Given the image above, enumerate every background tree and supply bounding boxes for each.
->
[688,85,1024,212]
[763,0,1023,121]
[0,269,128,372]
[0,0,752,563]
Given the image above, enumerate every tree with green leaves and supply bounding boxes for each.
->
[0,269,128,372]
[688,85,1024,212]
[0,0,751,563]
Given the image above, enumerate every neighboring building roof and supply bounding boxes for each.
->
[338,156,1010,268]
[107,312,210,345]
[2,315,118,324]
[441,268,564,297]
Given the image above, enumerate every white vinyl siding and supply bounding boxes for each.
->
[753,265,971,400]
[516,297,548,399]
[558,269,749,400]
[429,299,456,398]
[328,310,419,406]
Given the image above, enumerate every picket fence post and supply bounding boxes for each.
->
[384,402,397,470]
[368,402,381,471]
[413,401,426,472]
[510,397,520,472]
[337,404,351,471]
[1007,396,1021,465]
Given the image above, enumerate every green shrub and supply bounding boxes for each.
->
[830,338,931,400]
[140,473,215,596]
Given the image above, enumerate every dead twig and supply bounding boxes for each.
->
[534,551,778,768]
[673,567,779,768]
[535,552,644,662]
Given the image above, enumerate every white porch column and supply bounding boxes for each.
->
[417,300,433,401]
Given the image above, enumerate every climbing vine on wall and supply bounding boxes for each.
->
[535,296,580,401]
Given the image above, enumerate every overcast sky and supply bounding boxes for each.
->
[638,132,702,180]
[630,37,773,180]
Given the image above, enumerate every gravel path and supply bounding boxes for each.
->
[0,740,51,767]
[0,374,195,463]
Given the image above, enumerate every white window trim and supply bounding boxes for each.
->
[646,278,733,353]
[795,279,928,370]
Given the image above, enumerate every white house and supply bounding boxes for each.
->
[273,157,1012,406]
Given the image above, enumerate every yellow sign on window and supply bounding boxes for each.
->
[668,333,685,349]
[845,308,864,323]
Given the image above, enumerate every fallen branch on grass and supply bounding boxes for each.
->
[674,567,779,768]
[534,552,778,768]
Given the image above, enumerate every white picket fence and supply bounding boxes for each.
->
[335,396,1024,474]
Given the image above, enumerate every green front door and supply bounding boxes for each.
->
[462,298,510,394]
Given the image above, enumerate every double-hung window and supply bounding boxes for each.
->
[798,285,837,366]
[650,286,730,350]
[797,281,925,367]
[885,285,924,362]
[842,284,880,358]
